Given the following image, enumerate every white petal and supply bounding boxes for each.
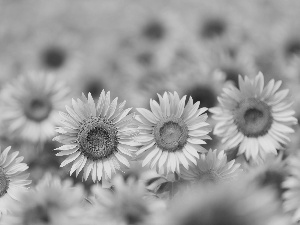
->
[176,151,189,170]
[70,155,85,175]
[97,161,103,181]
[136,108,158,124]
[60,152,81,167]
[184,144,199,158]
[114,152,130,167]
[158,151,168,169]
[142,147,159,167]
[103,160,112,179]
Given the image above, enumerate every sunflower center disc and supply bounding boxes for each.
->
[78,117,119,161]
[24,97,52,122]
[154,117,188,152]
[234,98,272,137]
[0,167,9,198]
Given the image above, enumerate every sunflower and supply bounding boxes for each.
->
[1,173,86,225]
[135,91,211,175]
[210,72,297,161]
[87,174,165,225]
[282,152,300,223]
[0,146,31,215]
[0,72,70,144]
[179,149,242,184]
[53,90,138,183]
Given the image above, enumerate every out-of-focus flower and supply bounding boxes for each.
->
[179,68,224,111]
[179,149,242,184]
[2,173,86,225]
[54,91,138,183]
[87,175,165,225]
[251,10,300,82]
[246,154,287,200]
[181,0,244,42]
[210,72,297,161]
[163,179,289,225]
[0,72,70,144]
[135,91,211,175]
[0,146,31,215]
[209,47,258,87]
[20,31,84,84]
[270,19,300,65]
[282,152,300,223]
[0,0,87,86]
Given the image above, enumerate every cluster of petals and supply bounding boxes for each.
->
[180,149,242,183]
[1,173,86,225]
[0,72,69,143]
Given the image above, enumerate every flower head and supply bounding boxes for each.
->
[54,90,138,183]
[0,72,70,143]
[0,146,31,214]
[87,175,165,225]
[210,72,297,161]
[135,91,211,175]
[2,173,85,225]
[179,149,242,184]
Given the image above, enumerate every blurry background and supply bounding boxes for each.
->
[1,0,300,188]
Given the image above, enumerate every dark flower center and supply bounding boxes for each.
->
[185,85,217,109]
[142,20,165,41]
[136,51,153,66]
[201,18,226,39]
[258,168,286,199]
[24,205,51,225]
[227,47,237,59]
[0,167,9,198]
[154,117,188,152]
[77,117,119,161]
[285,39,300,57]
[234,98,272,137]
[24,97,52,122]
[84,79,105,99]
[221,67,242,87]
[41,46,66,69]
